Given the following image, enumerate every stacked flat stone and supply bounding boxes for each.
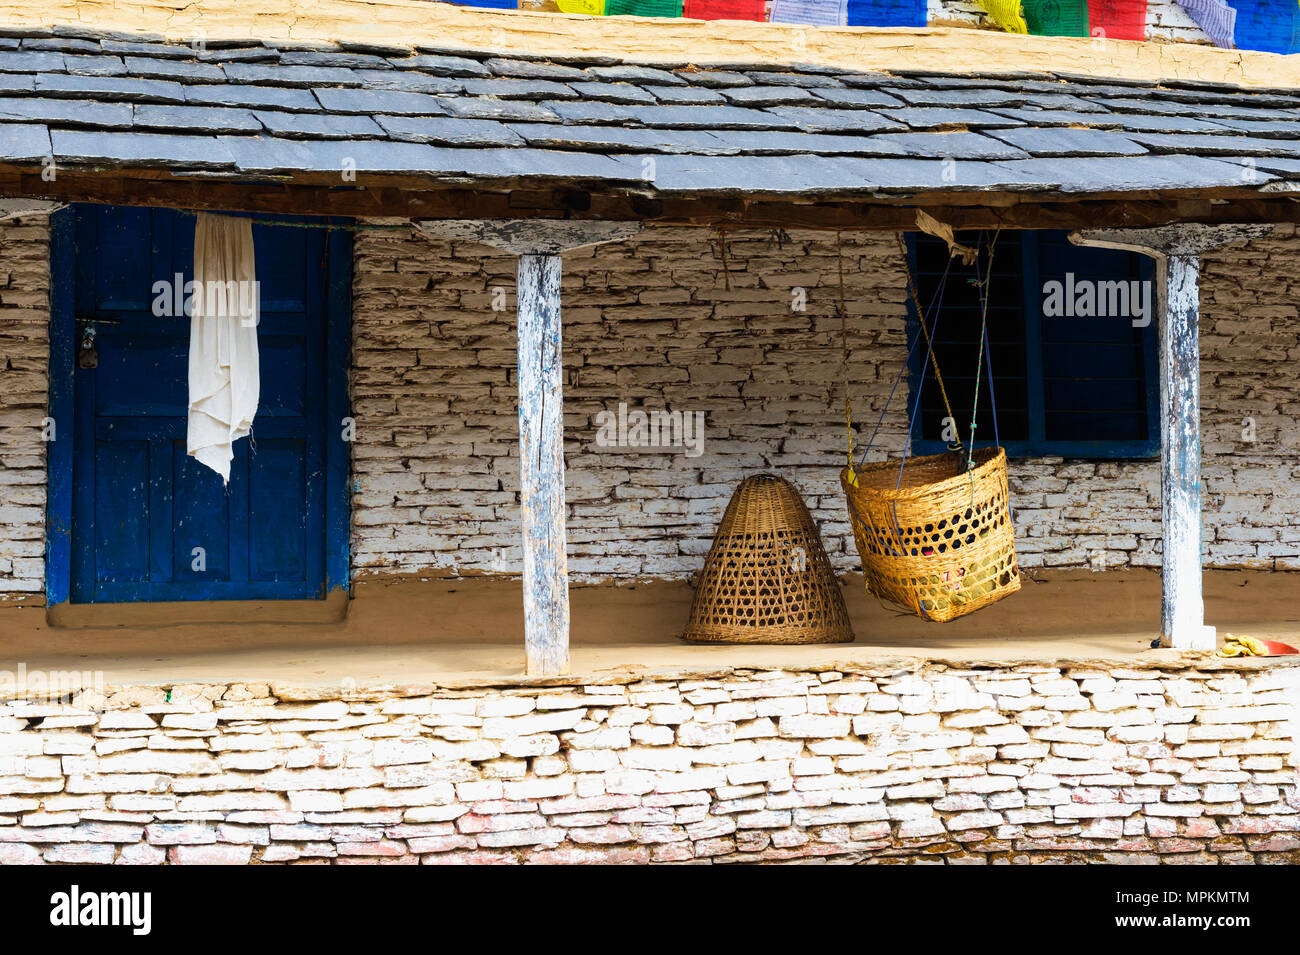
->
[0,661,1295,864]
[4,220,1300,598]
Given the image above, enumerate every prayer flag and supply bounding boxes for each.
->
[1230,0,1300,52]
[684,0,768,18]
[1176,0,1236,47]
[770,0,850,23]
[556,0,606,13]
[845,0,927,27]
[979,0,1030,32]
[605,0,686,14]
[1086,0,1146,38]
[1022,0,1090,35]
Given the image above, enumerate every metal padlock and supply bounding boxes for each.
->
[78,323,98,369]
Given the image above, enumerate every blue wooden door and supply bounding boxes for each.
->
[67,205,338,603]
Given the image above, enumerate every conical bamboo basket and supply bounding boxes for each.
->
[683,474,855,645]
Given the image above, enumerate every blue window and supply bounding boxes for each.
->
[906,230,1159,460]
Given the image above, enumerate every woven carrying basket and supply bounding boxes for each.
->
[841,447,1020,623]
[683,474,855,645]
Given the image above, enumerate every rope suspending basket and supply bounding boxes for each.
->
[842,448,1019,622]
[683,474,854,645]
[838,229,1020,623]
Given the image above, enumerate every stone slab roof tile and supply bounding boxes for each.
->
[313,87,451,115]
[62,54,127,77]
[874,130,1031,160]
[36,73,186,102]
[388,53,492,77]
[566,81,657,104]
[133,103,261,133]
[645,85,725,105]
[184,84,320,111]
[0,96,132,128]
[808,87,906,108]
[0,73,30,92]
[51,128,235,168]
[375,113,524,147]
[1125,131,1300,157]
[255,109,386,139]
[990,155,1273,192]
[764,106,905,134]
[676,70,753,88]
[719,85,819,106]
[123,56,226,82]
[587,65,685,86]
[0,32,1298,199]
[989,127,1148,157]
[0,51,63,73]
[0,121,50,161]
[443,97,561,123]
[889,107,1027,130]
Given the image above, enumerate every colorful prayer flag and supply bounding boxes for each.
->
[1176,0,1236,47]
[447,0,519,8]
[846,0,927,26]
[1230,0,1300,52]
[684,0,767,17]
[979,0,1030,32]
[556,0,606,12]
[770,0,850,23]
[1086,0,1146,38]
[1022,0,1090,35]
[605,0,685,14]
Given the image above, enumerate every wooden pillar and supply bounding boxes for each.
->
[414,219,641,675]
[1072,224,1272,650]
[1159,253,1204,649]
[515,252,568,675]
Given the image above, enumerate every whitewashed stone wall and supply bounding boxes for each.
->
[0,216,49,599]
[0,218,1296,597]
[1012,226,1300,573]
[351,224,1300,580]
[351,227,910,579]
[0,662,1295,864]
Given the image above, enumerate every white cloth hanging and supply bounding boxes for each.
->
[187,213,260,484]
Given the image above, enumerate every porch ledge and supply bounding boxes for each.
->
[2,569,1297,699]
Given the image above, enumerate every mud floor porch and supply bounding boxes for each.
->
[2,568,1298,691]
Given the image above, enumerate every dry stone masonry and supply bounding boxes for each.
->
[0,661,1295,864]
[0,215,48,599]
[2,217,1299,596]
[2,215,1300,597]
[349,222,1300,582]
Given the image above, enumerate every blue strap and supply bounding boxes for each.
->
[984,317,1000,450]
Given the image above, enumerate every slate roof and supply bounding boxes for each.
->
[2,25,1300,198]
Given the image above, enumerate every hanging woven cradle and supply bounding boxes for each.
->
[841,447,1020,623]
[683,474,855,645]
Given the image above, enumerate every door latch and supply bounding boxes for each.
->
[76,315,119,370]
[78,321,98,369]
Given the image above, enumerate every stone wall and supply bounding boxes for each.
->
[350,226,912,579]
[0,662,1295,864]
[1,217,1297,598]
[0,216,49,600]
[350,224,1300,580]
[1011,226,1300,573]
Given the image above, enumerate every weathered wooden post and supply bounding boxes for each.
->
[1072,224,1272,650]
[414,220,641,675]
